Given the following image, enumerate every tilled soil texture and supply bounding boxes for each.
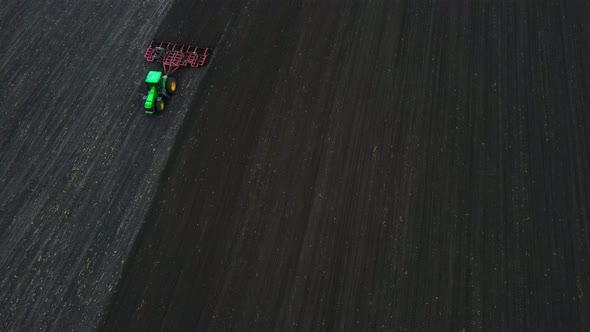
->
[0,0,218,330]
[105,0,590,331]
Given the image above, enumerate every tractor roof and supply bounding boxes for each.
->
[145,71,162,84]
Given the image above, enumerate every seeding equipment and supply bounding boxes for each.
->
[142,40,211,114]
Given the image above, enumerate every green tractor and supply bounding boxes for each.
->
[142,40,211,114]
[143,71,177,114]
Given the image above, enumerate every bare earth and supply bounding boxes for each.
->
[2,0,590,331]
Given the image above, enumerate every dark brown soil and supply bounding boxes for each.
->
[105,0,590,331]
[3,0,590,331]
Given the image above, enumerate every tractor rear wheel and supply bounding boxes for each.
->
[166,77,177,95]
[156,99,165,112]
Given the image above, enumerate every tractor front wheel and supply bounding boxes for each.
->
[156,99,165,112]
[166,77,177,95]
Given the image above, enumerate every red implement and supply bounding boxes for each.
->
[144,40,211,75]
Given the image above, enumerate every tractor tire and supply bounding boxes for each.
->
[166,77,177,95]
[156,99,165,112]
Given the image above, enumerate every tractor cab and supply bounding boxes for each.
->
[143,70,176,114]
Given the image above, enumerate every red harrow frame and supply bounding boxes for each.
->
[144,40,211,75]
